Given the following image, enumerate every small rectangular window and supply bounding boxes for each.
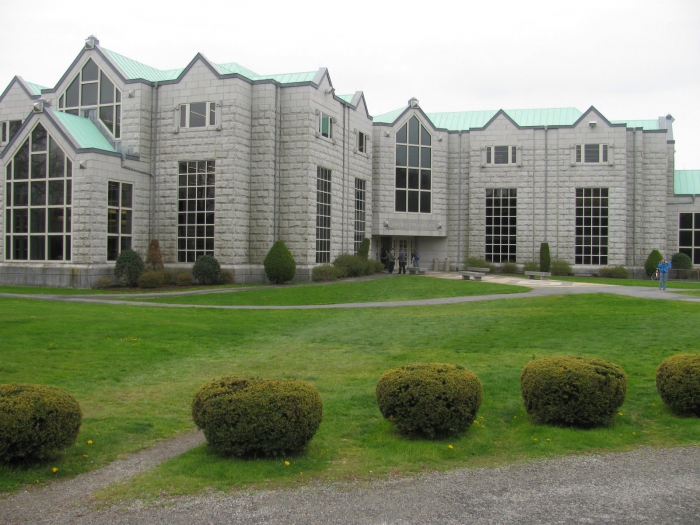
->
[180,103,217,129]
[485,145,518,165]
[358,132,367,153]
[575,144,610,164]
[319,112,333,139]
[1,120,22,143]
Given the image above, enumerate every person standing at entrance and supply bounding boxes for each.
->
[381,247,388,270]
[411,249,420,268]
[387,249,396,274]
[658,257,672,290]
[398,248,407,274]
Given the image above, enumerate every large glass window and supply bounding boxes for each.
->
[395,116,431,213]
[316,167,331,263]
[178,161,215,263]
[485,188,517,263]
[678,213,700,264]
[5,124,72,261]
[575,187,608,265]
[354,178,366,255]
[59,58,121,138]
[107,181,133,261]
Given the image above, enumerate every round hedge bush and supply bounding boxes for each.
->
[376,363,482,438]
[264,240,296,284]
[520,356,627,428]
[0,383,82,463]
[138,270,165,289]
[114,249,145,287]
[192,377,322,457]
[656,354,700,416]
[192,255,221,285]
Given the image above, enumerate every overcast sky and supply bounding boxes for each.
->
[2,0,698,168]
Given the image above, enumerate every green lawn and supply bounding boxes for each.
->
[0,279,699,502]
[552,276,700,288]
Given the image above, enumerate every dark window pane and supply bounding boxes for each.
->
[30,209,45,233]
[108,181,120,207]
[421,147,431,168]
[13,209,28,233]
[65,76,80,107]
[420,192,431,213]
[66,180,72,204]
[408,116,419,145]
[30,236,45,260]
[408,146,419,167]
[584,144,600,163]
[121,210,132,235]
[99,106,114,133]
[121,236,132,252]
[13,236,28,260]
[14,140,29,179]
[115,105,121,138]
[6,161,11,181]
[48,236,63,260]
[107,236,119,261]
[48,208,64,233]
[421,125,431,146]
[81,83,98,106]
[31,181,46,205]
[66,159,72,178]
[100,72,114,104]
[31,154,46,179]
[407,191,419,212]
[695,213,700,229]
[494,146,509,164]
[5,183,10,207]
[396,123,407,144]
[82,58,99,81]
[395,190,406,212]
[486,147,492,164]
[209,103,216,126]
[408,169,419,189]
[189,103,207,127]
[49,138,65,178]
[679,213,692,229]
[31,124,47,152]
[180,106,187,128]
[576,145,582,163]
[108,208,119,234]
[391,169,403,192]
[49,181,64,206]
[122,183,133,208]
[679,231,692,246]
[396,145,407,166]
[14,182,28,206]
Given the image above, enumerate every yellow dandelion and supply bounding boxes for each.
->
[448,445,454,449]
[473,420,478,424]
[546,438,551,442]
[83,455,88,458]
[533,438,538,442]
[284,461,290,466]
[513,416,517,419]
[617,412,624,416]
[52,467,58,473]
[87,440,93,445]
[632,432,637,436]
[35,480,40,484]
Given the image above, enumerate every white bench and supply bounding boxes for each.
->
[461,271,485,281]
[407,267,426,275]
[524,271,551,280]
[466,266,490,273]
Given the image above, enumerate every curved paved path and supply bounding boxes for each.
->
[1,274,699,524]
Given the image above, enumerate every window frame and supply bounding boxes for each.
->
[574,187,609,265]
[572,144,612,165]
[394,116,432,214]
[357,131,368,154]
[0,120,23,145]
[318,112,334,140]
[483,145,520,166]
[485,188,517,263]
[678,212,700,265]
[316,166,332,263]
[107,181,134,261]
[354,178,366,255]
[178,102,219,131]
[177,160,215,263]
[5,123,72,262]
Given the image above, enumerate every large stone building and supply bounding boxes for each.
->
[0,36,697,287]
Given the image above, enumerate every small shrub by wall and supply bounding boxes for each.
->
[145,240,165,271]
[523,261,539,272]
[114,249,145,287]
[219,270,234,285]
[0,384,82,463]
[599,266,629,279]
[645,250,663,277]
[539,243,551,272]
[376,363,482,439]
[357,238,370,260]
[520,356,627,428]
[162,269,178,286]
[671,252,692,270]
[499,262,518,274]
[176,272,194,287]
[264,241,296,284]
[192,255,222,285]
[333,254,369,277]
[138,270,165,289]
[95,277,112,289]
[312,264,339,282]
[466,257,494,271]
[656,354,700,416]
[192,377,323,457]
[550,260,572,276]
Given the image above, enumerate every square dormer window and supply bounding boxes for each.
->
[179,102,217,129]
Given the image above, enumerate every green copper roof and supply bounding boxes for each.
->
[103,48,184,82]
[25,81,48,96]
[611,119,661,131]
[373,106,409,124]
[254,71,317,83]
[426,110,498,129]
[337,94,354,103]
[213,62,260,78]
[502,107,583,126]
[51,110,116,152]
[675,170,700,195]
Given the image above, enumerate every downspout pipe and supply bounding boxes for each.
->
[274,83,280,240]
[457,131,462,270]
[632,129,637,267]
[149,81,159,241]
[342,102,347,252]
[543,126,548,241]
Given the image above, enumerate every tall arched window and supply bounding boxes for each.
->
[395,116,431,213]
[59,58,122,139]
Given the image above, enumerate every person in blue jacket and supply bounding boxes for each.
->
[658,257,672,290]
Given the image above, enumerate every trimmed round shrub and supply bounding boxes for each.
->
[550,260,572,276]
[114,249,145,287]
[656,354,700,416]
[520,356,627,428]
[376,363,482,439]
[645,249,663,277]
[599,266,629,279]
[192,377,323,457]
[499,262,518,274]
[0,384,82,463]
[264,240,296,284]
[176,272,194,286]
[671,252,692,270]
[192,255,221,285]
[162,269,178,286]
[312,264,339,282]
[138,270,165,289]
[218,269,234,285]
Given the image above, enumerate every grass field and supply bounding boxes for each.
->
[1,276,699,501]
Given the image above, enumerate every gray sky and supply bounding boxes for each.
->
[2,0,698,169]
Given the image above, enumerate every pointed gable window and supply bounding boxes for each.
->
[59,58,122,139]
[395,116,431,213]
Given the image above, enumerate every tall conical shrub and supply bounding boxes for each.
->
[645,250,663,277]
[264,240,296,284]
[145,239,164,271]
[539,242,551,272]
